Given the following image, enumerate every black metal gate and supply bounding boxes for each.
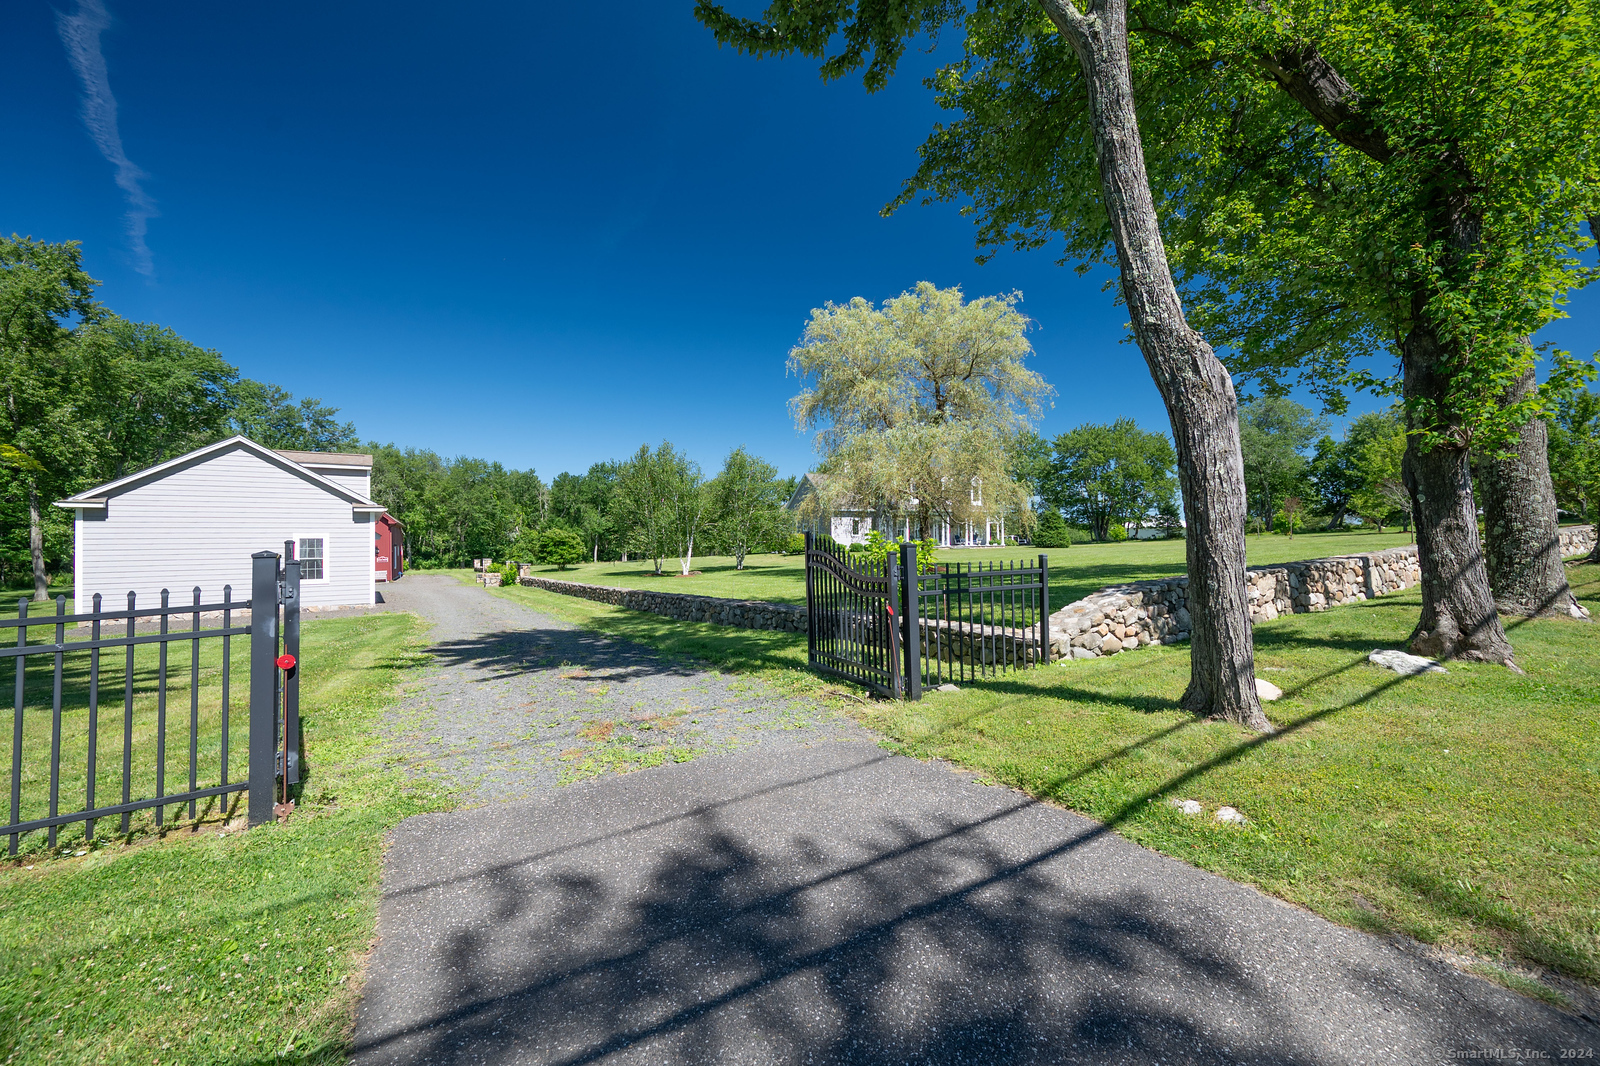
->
[4,546,304,854]
[804,533,903,697]
[804,532,1050,700]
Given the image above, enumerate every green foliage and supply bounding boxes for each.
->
[499,560,521,586]
[534,527,586,570]
[1042,419,1175,542]
[708,446,790,568]
[1350,419,1413,532]
[789,282,1048,537]
[1239,398,1328,528]
[369,444,544,569]
[1106,522,1128,542]
[782,532,807,554]
[1032,509,1072,549]
[1547,382,1600,530]
[548,463,619,561]
[707,0,1600,456]
[612,442,709,576]
[227,379,357,452]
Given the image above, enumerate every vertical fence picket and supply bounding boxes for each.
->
[156,589,169,827]
[9,598,25,856]
[87,594,101,841]
[121,592,135,834]
[221,586,231,796]
[190,587,201,820]
[48,597,66,848]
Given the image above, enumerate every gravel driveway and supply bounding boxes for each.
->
[378,573,867,801]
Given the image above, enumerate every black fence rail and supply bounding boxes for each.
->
[907,554,1049,697]
[3,548,302,855]
[805,533,1048,701]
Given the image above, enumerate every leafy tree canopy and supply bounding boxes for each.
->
[1041,418,1175,541]
[228,379,358,452]
[1238,397,1327,528]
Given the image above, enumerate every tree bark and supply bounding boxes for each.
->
[27,479,48,602]
[1478,366,1588,619]
[1400,320,1518,665]
[1038,0,1268,731]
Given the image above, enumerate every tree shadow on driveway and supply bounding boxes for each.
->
[352,745,1587,1066]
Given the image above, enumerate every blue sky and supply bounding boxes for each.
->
[4,2,1595,481]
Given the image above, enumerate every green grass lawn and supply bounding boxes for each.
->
[494,529,1420,608]
[490,563,1600,1003]
[0,611,443,1065]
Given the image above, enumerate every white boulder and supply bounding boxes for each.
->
[1168,798,1203,816]
[1254,678,1283,701]
[1215,806,1248,825]
[1367,649,1447,675]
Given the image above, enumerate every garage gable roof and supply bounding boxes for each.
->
[55,436,386,514]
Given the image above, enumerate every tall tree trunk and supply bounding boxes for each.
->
[1479,366,1588,619]
[27,479,49,602]
[1401,320,1518,665]
[1039,0,1268,731]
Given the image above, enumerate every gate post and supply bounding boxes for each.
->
[803,531,816,670]
[886,549,903,699]
[1038,553,1051,665]
[248,550,281,826]
[901,541,921,701]
[282,542,301,786]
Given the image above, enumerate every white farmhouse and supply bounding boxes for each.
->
[55,436,389,614]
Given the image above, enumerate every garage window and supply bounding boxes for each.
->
[299,537,325,581]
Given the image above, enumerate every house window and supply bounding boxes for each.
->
[300,538,325,581]
[851,518,860,535]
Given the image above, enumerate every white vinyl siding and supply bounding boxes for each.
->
[313,467,371,500]
[73,445,374,612]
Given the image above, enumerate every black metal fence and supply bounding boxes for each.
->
[804,532,1049,700]
[3,548,302,855]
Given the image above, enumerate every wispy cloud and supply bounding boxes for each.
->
[56,0,157,276]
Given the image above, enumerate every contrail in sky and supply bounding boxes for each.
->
[56,0,157,276]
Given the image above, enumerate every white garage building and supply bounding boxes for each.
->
[55,436,387,614]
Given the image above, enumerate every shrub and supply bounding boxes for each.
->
[782,533,807,554]
[535,527,586,570]
[499,561,520,586]
[1033,511,1072,549]
[1107,523,1129,542]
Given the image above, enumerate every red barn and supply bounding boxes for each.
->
[375,513,404,582]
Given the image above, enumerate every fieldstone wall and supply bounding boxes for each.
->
[1047,528,1597,661]
[517,576,808,633]
[1559,525,1597,558]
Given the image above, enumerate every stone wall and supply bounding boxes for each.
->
[1559,525,1597,559]
[517,576,808,633]
[1047,528,1597,661]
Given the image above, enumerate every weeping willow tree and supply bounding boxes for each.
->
[788,282,1051,538]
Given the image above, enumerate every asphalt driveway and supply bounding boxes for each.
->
[352,740,1595,1065]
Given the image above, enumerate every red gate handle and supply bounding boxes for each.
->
[276,653,297,670]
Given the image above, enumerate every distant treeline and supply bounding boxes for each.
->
[370,443,798,572]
